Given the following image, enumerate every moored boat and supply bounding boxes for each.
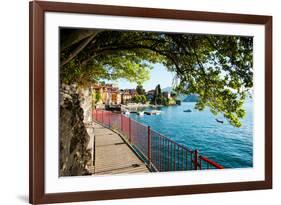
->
[137,111,144,116]
[124,110,130,115]
[144,110,161,115]
[216,119,224,124]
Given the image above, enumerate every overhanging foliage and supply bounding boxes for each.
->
[60,29,253,127]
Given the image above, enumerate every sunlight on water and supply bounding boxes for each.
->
[129,102,253,168]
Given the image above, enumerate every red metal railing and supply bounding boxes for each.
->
[93,109,223,171]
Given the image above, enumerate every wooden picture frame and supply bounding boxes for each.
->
[29,1,272,204]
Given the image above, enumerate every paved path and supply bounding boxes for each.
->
[93,122,150,175]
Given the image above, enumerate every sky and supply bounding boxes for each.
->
[107,63,176,91]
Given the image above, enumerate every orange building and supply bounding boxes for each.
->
[92,83,121,105]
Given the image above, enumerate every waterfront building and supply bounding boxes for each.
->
[111,89,121,105]
[146,89,155,101]
[120,90,133,104]
[162,91,171,99]
[93,83,121,105]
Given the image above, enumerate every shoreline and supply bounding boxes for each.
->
[121,103,177,111]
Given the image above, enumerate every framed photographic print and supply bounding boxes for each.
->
[29,1,272,204]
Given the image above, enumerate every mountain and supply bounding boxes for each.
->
[176,94,186,101]
[183,94,199,102]
[176,94,199,102]
[162,86,173,92]
[162,87,199,102]
[162,87,251,103]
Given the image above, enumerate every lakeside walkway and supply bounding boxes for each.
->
[93,122,150,175]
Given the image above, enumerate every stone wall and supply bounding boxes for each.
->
[78,87,93,124]
[59,84,92,176]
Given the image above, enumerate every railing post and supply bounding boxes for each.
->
[120,114,123,132]
[129,117,131,143]
[109,112,111,128]
[101,110,104,124]
[194,149,198,170]
[147,126,151,168]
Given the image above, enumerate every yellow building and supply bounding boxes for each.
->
[111,92,121,105]
[93,83,121,105]
[121,92,132,104]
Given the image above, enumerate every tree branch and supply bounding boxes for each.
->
[60,33,99,67]
[61,30,98,52]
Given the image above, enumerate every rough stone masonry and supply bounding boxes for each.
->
[59,83,92,176]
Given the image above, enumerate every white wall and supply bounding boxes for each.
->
[0,0,280,204]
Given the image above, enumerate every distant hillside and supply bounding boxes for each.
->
[162,86,173,92]
[176,94,186,101]
[183,94,199,102]
[162,87,251,103]
[182,94,252,103]
[162,87,199,102]
[175,94,199,102]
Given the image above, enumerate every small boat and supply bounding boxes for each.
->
[144,111,150,115]
[216,119,224,124]
[124,111,130,115]
[137,111,144,116]
[150,110,161,115]
[184,109,192,112]
[154,110,161,115]
[144,110,161,115]
[151,105,163,108]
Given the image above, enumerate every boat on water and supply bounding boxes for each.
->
[184,109,192,112]
[216,119,224,124]
[154,110,161,115]
[137,111,144,116]
[124,111,130,115]
[144,110,161,115]
[151,105,163,108]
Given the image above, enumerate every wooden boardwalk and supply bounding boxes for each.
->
[93,122,150,175]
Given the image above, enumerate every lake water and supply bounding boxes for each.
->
[129,102,253,168]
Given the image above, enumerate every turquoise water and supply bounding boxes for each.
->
[129,102,253,168]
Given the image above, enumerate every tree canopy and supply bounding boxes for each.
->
[132,95,147,104]
[60,28,253,127]
[136,85,145,95]
[152,84,162,105]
